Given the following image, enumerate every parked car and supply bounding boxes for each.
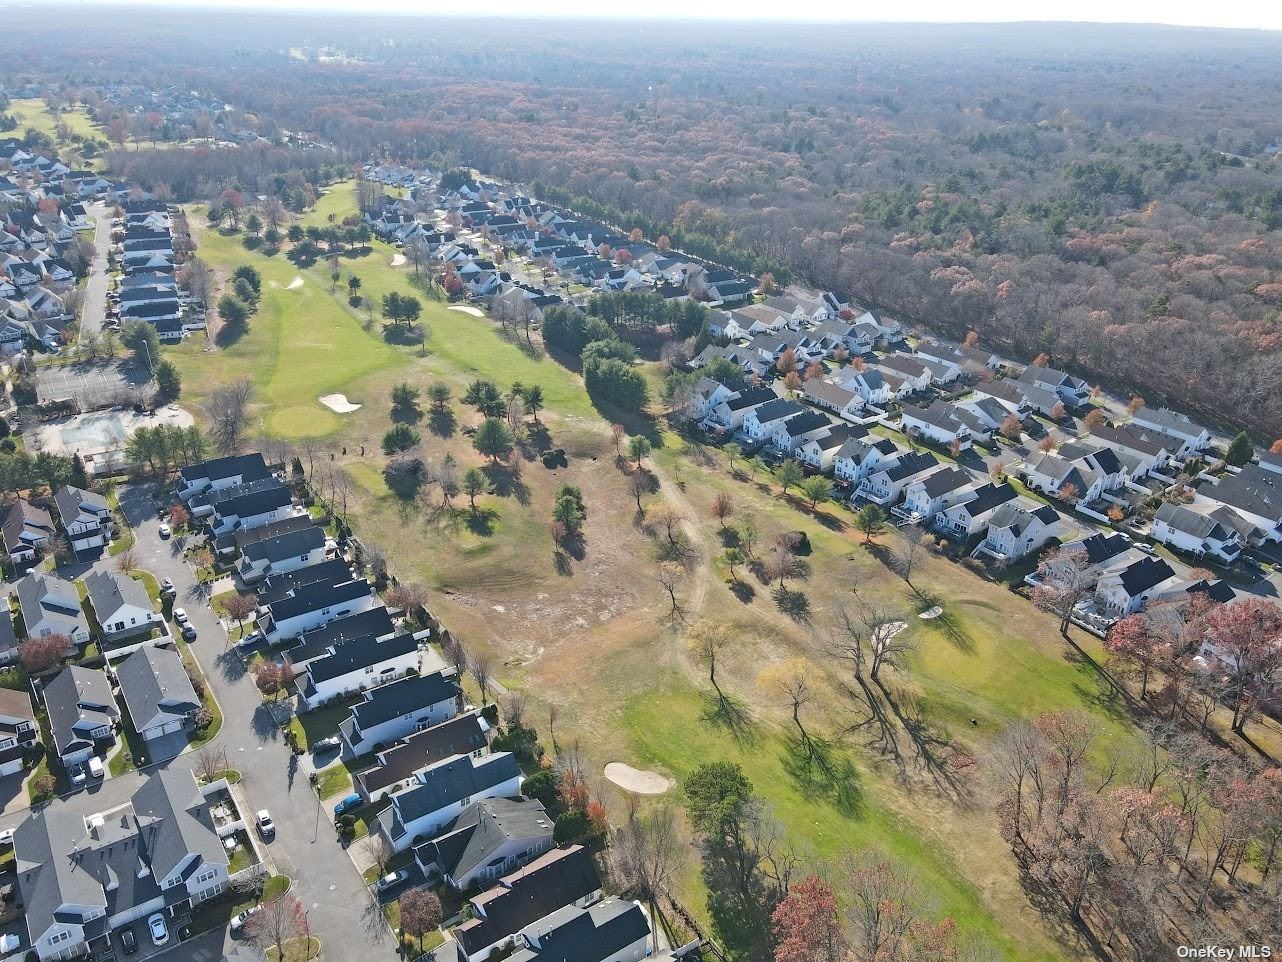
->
[257,809,275,838]
[314,736,342,753]
[161,577,175,595]
[230,905,260,935]
[0,933,19,953]
[0,828,13,846]
[238,630,264,650]
[334,792,362,816]
[173,608,188,624]
[147,913,168,946]
[70,764,87,786]
[158,523,171,538]
[181,623,198,641]
[118,926,137,954]
[87,756,104,779]
[376,868,410,892]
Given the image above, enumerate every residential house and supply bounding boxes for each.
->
[452,845,603,962]
[1129,406,1212,456]
[740,398,806,442]
[1151,501,1244,563]
[0,606,16,666]
[507,899,652,962]
[747,330,822,371]
[837,368,899,407]
[878,354,933,394]
[260,577,378,644]
[857,452,940,505]
[17,571,90,646]
[376,752,523,853]
[355,710,490,803]
[44,665,118,768]
[795,424,868,473]
[0,687,37,776]
[286,606,398,667]
[1053,441,1131,492]
[14,768,228,962]
[1096,557,1182,617]
[700,385,776,432]
[810,318,874,357]
[690,378,739,423]
[236,524,327,584]
[801,378,866,422]
[115,645,200,743]
[970,379,1037,419]
[338,669,463,758]
[52,485,112,553]
[899,402,972,451]
[1088,424,1177,478]
[833,436,901,488]
[768,409,832,455]
[723,305,791,339]
[934,482,1019,539]
[1021,451,1113,504]
[84,570,161,643]
[761,293,831,324]
[1191,465,1282,544]
[209,482,296,537]
[976,500,1064,563]
[177,453,271,503]
[954,395,1017,434]
[217,512,316,556]
[413,797,554,891]
[707,278,754,305]
[1257,450,1282,477]
[1016,365,1089,407]
[854,310,903,342]
[296,631,420,710]
[901,467,976,522]
[2,498,55,564]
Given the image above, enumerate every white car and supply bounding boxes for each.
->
[376,868,410,892]
[230,905,260,934]
[147,913,168,946]
[70,764,87,786]
[0,933,19,953]
[158,523,171,538]
[0,828,14,846]
[87,756,105,779]
[173,608,188,625]
[257,809,275,838]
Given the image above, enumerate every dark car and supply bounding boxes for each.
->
[118,926,137,954]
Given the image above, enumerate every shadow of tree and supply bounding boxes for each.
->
[915,592,976,655]
[383,465,423,502]
[464,508,499,537]
[779,733,863,816]
[772,586,811,622]
[728,579,756,604]
[214,319,248,349]
[427,408,456,438]
[553,549,573,577]
[250,703,283,743]
[700,859,772,962]
[484,464,531,505]
[698,689,759,746]
[389,403,421,425]
[214,648,248,682]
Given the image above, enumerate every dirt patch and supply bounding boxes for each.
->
[604,762,672,795]
[448,304,484,317]
[319,393,361,413]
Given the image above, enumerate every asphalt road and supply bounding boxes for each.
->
[111,483,397,961]
[77,202,114,342]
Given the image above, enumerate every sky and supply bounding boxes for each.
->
[63,0,1282,32]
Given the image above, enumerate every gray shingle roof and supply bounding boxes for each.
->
[44,665,118,758]
[416,796,553,882]
[390,753,521,826]
[509,898,650,962]
[83,570,153,622]
[347,670,460,731]
[356,711,489,798]
[115,645,199,732]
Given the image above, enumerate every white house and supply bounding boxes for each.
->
[768,409,833,455]
[1191,465,1282,544]
[740,398,806,442]
[802,378,866,422]
[115,645,201,743]
[209,483,296,537]
[43,665,118,768]
[1,498,55,564]
[901,467,976,522]
[261,578,378,644]
[1096,557,1183,617]
[83,570,161,642]
[857,452,940,505]
[296,631,421,710]
[795,424,868,473]
[339,669,463,757]
[1017,365,1089,406]
[878,354,933,394]
[1152,501,1244,563]
[1021,451,1113,504]
[933,482,1019,539]
[52,485,112,553]
[1088,424,1177,477]
[976,499,1064,563]
[413,796,554,892]
[237,524,327,584]
[834,437,900,487]
[377,752,523,853]
[177,453,272,503]
[16,571,90,646]
[0,688,38,777]
[899,402,972,451]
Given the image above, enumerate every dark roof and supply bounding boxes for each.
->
[780,410,831,437]
[289,607,396,664]
[213,484,292,522]
[881,451,939,482]
[259,558,356,605]
[115,645,199,729]
[750,398,804,424]
[224,513,315,552]
[508,899,650,962]
[51,485,109,527]
[390,753,521,826]
[1207,465,1282,522]
[1090,423,1175,458]
[1117,557,1177,596]
[348,670,461,730]
[954,482,1017,518]
[917,467,972,498]
[416,796,553,882]
[241,524,326,564]
[179,453,270,486]
[455,845,602,956]
[304,631,417,685]
[1185,579,1237,604]
[988,500,1059,536]
[358,711,489,797]
[1155,501,1228,541]
[1077,532,1134,565]
[2,498,53,552]
[724,386,776,412]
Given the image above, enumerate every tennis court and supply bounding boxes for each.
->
[35,359,150,410]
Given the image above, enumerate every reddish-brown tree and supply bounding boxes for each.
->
[770,875,845,962]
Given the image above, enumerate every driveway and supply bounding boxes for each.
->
[115,483,397,961]
[78,202,114,342]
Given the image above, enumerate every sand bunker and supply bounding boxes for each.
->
[390,253,407,267]
[876,621,910,642]
[918,606,944,620]
[604,763,672,795]
[319,394,361,413]
[286,276,304,290]
[449,304,485,317]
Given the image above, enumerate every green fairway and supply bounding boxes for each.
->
[8,98,103,145]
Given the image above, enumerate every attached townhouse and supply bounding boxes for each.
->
[857,451,940,506]
[507,899,654,962]
[208,482,296,538]
[699,385,776,432]
[52,485,112,553]
[177,453,272,504]
[1016,365,1089,407]
[355,710,491,803]
[1087,424,1178,478]
[1128,406,1212,456]
[976,499,1064,563]
[740,398,806,443]
[802,378,866,422]
[376,752,523,853]
[1151,501,1244,564]
[833,436,901,488]
[296,631,421,710]
[2,497,56,564]
[1095,557,1183,617]
[0,687,38,777]
[1192,465,1282,544]
[236,524,327,584]
[768,409,833,455]
[899,401,972,451]
[338,669,463,757]
[795,424,868,473]
[934,482,1020,540]
[412,796,554,892]
[878,354,934,394]
[260,576,378,644]
[451,845,603,962]
[901,467,976,522]
[14,768,229,962]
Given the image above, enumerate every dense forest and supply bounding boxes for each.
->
[4,12,1282,432]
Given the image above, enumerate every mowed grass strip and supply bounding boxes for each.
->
[8,98,103,143]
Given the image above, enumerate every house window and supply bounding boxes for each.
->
[50,932,71,944]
